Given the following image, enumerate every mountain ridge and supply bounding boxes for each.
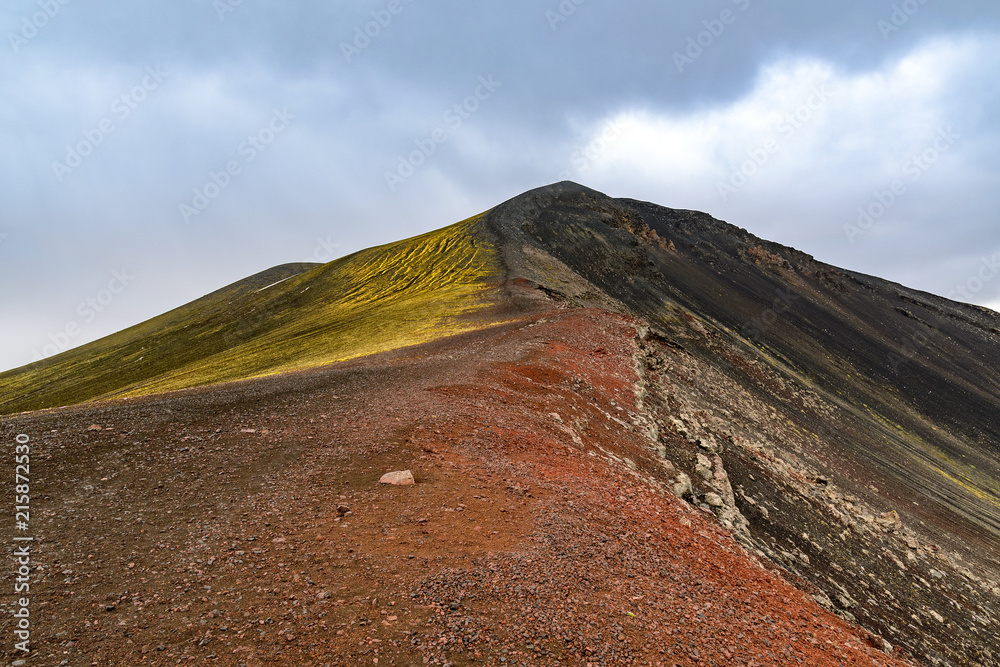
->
[3,182,1000,665]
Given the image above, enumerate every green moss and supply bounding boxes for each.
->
[0,214,502,414]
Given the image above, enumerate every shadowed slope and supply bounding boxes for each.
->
[0,215,502,415]
[486,184,1000,538]
[483,182,1000,666]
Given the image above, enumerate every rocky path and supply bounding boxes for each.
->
[1,308,917,666]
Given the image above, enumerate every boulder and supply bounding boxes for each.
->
[379,470,415,486]
[695,453,713,480]
[673,473,693,500]
[704,492,724,508]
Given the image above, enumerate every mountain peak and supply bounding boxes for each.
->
[5,183,1000,665]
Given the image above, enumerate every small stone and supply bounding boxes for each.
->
[379,470,415,486]
[673,473,693,500]
[105,604,116,612]
[87,424,102,431]
[875,510,902,531]
[704,493,724,508]
[695,454,713,480]
[836,594,856,610]
[810,592,834,609]
[336,504,351,516]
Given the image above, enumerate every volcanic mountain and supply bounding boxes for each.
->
[2,182,999,666]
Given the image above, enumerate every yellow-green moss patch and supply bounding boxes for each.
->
[0,215,502,414]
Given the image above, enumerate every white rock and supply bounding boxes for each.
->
[379,470,415,486]
[704,492,724,508]
[673,473,693,499]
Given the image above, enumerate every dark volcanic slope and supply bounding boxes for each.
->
[485,182,1000,666]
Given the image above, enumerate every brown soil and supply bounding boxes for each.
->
[1,306,919,666]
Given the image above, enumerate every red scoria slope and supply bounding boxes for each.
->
[2,304,919,666]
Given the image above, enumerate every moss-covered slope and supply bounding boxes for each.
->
[0,214,501,414]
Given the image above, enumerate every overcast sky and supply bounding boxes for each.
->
[2,0,999,372]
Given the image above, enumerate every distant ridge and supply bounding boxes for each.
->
[0,216,501,414]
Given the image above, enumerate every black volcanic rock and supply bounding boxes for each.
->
[484,182,1000,666]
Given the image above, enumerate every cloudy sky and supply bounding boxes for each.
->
[2,0,999,372]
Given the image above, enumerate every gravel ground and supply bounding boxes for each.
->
[0,307,918,666]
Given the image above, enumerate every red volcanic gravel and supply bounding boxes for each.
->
[1,307,919,666]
